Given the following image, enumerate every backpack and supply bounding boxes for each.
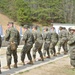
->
[10,38,17,51]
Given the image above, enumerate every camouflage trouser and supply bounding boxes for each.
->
[70,47,75,59]
[21,43,33,62]
[50,42,57,55]
[70,59,75,67]
[58,40,67,52]
[6,45,17,65]
[32,41,43,59]
[43,42,50,57]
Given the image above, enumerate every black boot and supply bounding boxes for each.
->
[27,60,34,65]
[0,70,1,74]
[14,63,18,68]
[38,56,44,61]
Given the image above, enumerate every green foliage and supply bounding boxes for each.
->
[0,0,75,26]
[0,0,31,26]
[17,7,31,25]
[64,68,75,75]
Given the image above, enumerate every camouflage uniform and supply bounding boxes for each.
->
[5,22,20,69]
[32,26,44,61]
[68,28,72,40]
[68,27,75,67]
[58,27,68,54]
[67,28,73,51]
[21,25,34,65]
[50,28,58,56]
[43,28,51,58]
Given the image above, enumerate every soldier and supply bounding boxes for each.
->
[43,27,51,59]
[20,25,34,65]
[68,27,73,41]
[68,27,75,68]
[67,28,73,51]
[57,27,68,54]
[32,26,44,62]
[5,22,20,69]
[0,35,2,74]
[50,27,58,56]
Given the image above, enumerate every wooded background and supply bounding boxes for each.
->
[0,0,75,26]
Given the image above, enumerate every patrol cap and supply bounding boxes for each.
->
[59,26,63,30]
[7,22,14,25]
[23,25,29,29]
[68,27,71,31]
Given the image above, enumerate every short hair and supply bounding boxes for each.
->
[7,22,14,25]
[7,22,14,27]
[44,27,48,31]
[33,26,38,29]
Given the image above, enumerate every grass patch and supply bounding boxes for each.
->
[36,66,41,68]
[24,70,30,72]
[15,70,30,75]
[48,61,55,64]
[64,68,75,75]
[18,72,24,74]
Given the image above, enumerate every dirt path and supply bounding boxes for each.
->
[0,13,24,34]
[16,57,75,75]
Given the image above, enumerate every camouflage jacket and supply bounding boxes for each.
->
[5,27,20,45]
[33,30,43,43]
[43,31,51,43]
[32,30,37,42]
[51,31,58,43]
[68,33,75,46]
[68,31,72,41]
[23,30,34,44]
[58,29,68,41]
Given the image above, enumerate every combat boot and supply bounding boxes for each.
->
[33,58,36,62]
[43,56,46,59]
[38,57,44,61]
[57,51,60,54]
[27,60,34,65]
[53,53,57,56]
[18,61,25,66]
[71,66,75,69]
[41,57,44,61]
[0,63,1,74]
[46,56,51,58]
[64,51,67,55]
[8,65,11,69]
[14,63,18,68]
[3,65,11,69]
[0,70,1,74]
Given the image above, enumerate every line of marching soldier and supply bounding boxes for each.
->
[0,22,75,74]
